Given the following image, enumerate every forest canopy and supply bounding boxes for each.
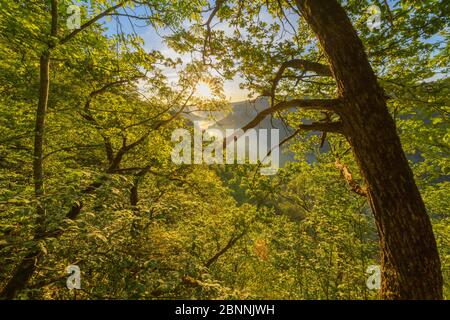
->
[0,0,448,300]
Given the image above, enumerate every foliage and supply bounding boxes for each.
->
[0,0,448,299]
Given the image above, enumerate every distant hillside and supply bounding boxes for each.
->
[183,97,296,167]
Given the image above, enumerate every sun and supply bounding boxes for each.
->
[196,82,214,98]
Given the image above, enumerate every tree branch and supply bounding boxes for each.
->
[335,159,367,197]
[297,121,343,133]
[81,78,142,164]
[276,58,332,78]
[205,229,246,268]
[60,1,128,45]
[241,98,341,132]
[202,0,224,62]
[88,78,141,99]
[270,59,332,98]
[259,121,342,165]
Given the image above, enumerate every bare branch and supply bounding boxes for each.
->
[241,98,341,132]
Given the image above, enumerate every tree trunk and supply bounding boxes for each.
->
[130,182,139,206]
[33,52,50,229]
[296,0,442,299]
[0,53,51,300]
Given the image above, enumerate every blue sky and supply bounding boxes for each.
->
[97,4,253,102]
[92,1,446,101]
[95,2,292,102]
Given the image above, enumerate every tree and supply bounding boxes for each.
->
[293,0,442,300]
[0,0,206,299]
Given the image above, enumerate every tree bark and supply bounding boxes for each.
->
[130,182,139,207]
[34,53,50,221]
[296,0,442,299]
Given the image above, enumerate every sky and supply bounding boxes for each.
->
[99,6,254,103]
[141,28,253,102]
[95,1,297,103]
[94,1,446,102]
